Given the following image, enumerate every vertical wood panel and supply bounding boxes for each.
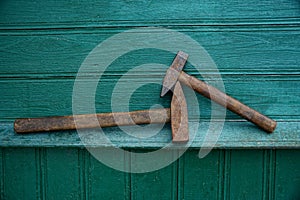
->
[262,150,276,200]
[229,150,264,200]
[44,148,81,200]
[223,150,231,200]
[88,148,129,200]
[78,148,87,200]
[0,148,4,200]
[181,150,220,199]
[131,150,178,200]
[3,148,38,200]
[1,148,300,199]
[275,150,300,200]
[38,148,46,200]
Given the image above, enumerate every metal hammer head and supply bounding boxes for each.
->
[171,81,189,142]
[161,51,189,97]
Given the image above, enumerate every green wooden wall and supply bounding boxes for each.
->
[0,0,299,199]
[1,148,300,200]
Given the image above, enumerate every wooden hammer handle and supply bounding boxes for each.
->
[14,108,170,133]
[179,72,277,133]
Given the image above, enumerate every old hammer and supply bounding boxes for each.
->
[14,81,189,142]
[161,51,277,133]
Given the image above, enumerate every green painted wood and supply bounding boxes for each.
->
[275,150,300,200]
[0,148,299,199]
[181,150,221,199]
[0,0,299,25]
[0,148,4,199]
[0,76,299,120]
[1,121,299,148]
[131,149,177,200]
[261,150,276,200]
[0,0,299,199]
[229,150,264,199]
[0,31,299,76]
[87,148,129,200]
[2,148,38,200]
[44,148,81,200]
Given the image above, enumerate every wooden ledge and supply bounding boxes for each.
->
[0,121,299,148]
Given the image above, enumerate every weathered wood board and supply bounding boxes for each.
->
[0,0,299,199]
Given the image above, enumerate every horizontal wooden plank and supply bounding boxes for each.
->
[0,76,298,120]
[0,19,299,32]
[0,0,299,25]
[0,30,299,76]
[0,121,299,148]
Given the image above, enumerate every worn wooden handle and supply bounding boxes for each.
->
[14,108,170,133]
[179,72,277,133]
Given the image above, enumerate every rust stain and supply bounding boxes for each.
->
[14,108,171,134]
[161,51,189,97]
[171,82,189,142]
[179,72,277,133]
[162,51,276,133]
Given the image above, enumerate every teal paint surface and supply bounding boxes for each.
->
[1,148,300,199]
[0,0,299,199]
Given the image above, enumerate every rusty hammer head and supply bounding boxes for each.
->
[161,51,190,142]
[161,51,189,97]
[170,81,189,142]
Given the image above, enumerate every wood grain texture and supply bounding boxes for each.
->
[131,149,178,200]
[0,0,299,199]
[2,148,38,200]
[1,0,297,147]
[44,148,81,200]
[0,31,299,76]
[179,71,277,132]
[229,150,264,199]
[181,150,220,199]
[87,148,129,200]
[0,148,299,199]
[1,121,299,148]
[0,0,299,25]
[14,108,170,133]
[275,150,300,199]
[0,148,4,200]
[0,76,299,120]
[264,150,276,200]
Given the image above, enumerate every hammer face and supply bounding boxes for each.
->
[161,51,189,97]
